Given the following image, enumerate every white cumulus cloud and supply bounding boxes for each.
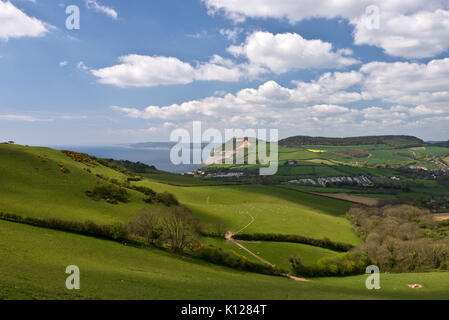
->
[361,58,449,107]
[91,54,245,87]
[111,57,449,138]
[219,28,243,42]
[203,0,449,58]
[0,0,49,41]
[354,9,449,58]
[86,0,118,19]
[228,31,359,73]
[91,31,358,87]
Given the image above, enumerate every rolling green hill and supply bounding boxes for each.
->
[0,144,154,224]
[0,144,359,286]
[2,143,448,300]
[0,143,358,244]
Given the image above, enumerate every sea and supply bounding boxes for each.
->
[48,143,211,174]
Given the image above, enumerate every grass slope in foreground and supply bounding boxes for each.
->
[1,220,448,300]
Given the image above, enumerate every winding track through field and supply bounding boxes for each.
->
[225,231,275,267]
[433,213,449,221]
[225,212,309,282]
[234,211,255,235]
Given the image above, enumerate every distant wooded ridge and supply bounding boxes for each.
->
[428,141,449,148]
[279,135,425,148]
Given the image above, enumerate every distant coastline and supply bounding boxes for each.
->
[47,144,206,174]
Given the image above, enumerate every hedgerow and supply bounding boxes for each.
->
[289,251,371,277]
[86,183,130,204]
[0,212,130,242]
[233,233,353,252]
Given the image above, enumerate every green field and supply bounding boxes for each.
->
[279,184,398,200]
[207,143,449,177]
[2,220,449,300]
[313,145,449,169]
[204,237,341,271]
[132,180,359,245]
[278,147,318,161]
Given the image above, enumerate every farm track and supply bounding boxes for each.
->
[225,213,309,282]
[234,211,255,235]
[225,232,275,267]
[433,213,449,221]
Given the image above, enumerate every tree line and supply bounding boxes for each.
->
[347,205,449,272]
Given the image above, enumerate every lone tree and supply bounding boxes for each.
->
[129,209,163,246]
[161,206,198,255]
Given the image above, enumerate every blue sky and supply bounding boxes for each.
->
[1,0,449,145]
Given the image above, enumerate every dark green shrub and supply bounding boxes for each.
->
[127,176,142,182]
[154,192,179,206]
[132,186,156,195]
[109,222,129,240]
[86,183,130,204]
[440,261,449,270]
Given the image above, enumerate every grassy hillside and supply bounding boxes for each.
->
[2,220,448,300]
[0,144,153,224]
[132,179,359,245]
[0,144,358,244]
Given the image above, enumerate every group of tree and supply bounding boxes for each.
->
[279,135,424,148]
[97,158,157,174]
[347,205,449,272]
[85,177,179,206]
[129,206,199,254]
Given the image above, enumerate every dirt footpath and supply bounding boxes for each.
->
[433,213,449,221]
